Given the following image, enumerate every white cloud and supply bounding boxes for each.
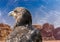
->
[0,11,2,16]
[24,0,28,1]
[0,11,7,24]
[14,0,19,2]
[0,16,7,24]
[2,18,6,23]
[42,0,49,4]
[33,5,60,28]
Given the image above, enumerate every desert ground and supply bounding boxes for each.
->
[43,40,60,42]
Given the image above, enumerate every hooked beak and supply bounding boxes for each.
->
[8,11,14,16]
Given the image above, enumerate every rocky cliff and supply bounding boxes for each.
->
[0,23,12,42]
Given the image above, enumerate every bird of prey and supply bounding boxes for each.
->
[9,7,32,28]
[6,7,42,42]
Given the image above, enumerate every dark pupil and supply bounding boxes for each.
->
[14,10,18,13]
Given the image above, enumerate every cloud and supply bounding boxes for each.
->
[0,11,7,24]
[33,5,60,28]
[0,11,1,16]
[0,8,13,27]
[33,5,49,24]
[14,0,19,2]
[0,0,18,27]
[2,18,7,23]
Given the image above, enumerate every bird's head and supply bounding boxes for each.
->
[9,7,25,19]
[8,7,32,26]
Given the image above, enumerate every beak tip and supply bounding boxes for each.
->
[8,11,13,16]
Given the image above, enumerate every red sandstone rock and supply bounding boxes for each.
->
[53,27,60,40]
[0,23,12,42]
[41,23,55,40]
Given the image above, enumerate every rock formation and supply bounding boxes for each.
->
[0,23,12,42]
[41,23,55,40]
[32,24,42,30]
[53,27,60,40]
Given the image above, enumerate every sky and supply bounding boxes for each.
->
[0,0,60,28]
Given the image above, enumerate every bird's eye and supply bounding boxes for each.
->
[14,10,18,13]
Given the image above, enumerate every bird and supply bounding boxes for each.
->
[9,7,32,28]
[6,7,42,42]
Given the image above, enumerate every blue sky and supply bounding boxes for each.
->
[0,0,60,28]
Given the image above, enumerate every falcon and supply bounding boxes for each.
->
[6,7,42,42]
[9,7,32,27]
